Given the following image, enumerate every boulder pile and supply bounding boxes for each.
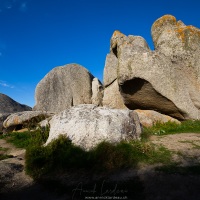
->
[2,14,200,149]
[103,15,200,120]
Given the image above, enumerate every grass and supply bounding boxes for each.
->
[0,154,13,161]
[0,126,49,149]
[0,147,8,151]
[2,119,200,179]
[25,134,172,179]
[1,128,172,179]
[143,120,200,136]
[1,125,172,180]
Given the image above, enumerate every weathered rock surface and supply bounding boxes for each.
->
[103,79,126,109]
[91,78,103,106]
[103,54,126,109]
[45,104,142,150]
[135,110,180,127]
[0,113,10,133]
[3,111,53,132]
[0,93,32,114]
[103,15,200,120]
[34,63,102,113]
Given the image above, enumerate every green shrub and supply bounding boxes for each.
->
[25,135,172,180]
[25,135,89,179]
[0,125,49,149]
[1,123,173,180]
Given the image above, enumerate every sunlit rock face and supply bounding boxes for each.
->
[46,104,142,151]
[103,15,200,120]
[34,64,102,113]
[0,93,32,133]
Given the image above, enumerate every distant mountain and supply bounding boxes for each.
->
[0,93,32,113]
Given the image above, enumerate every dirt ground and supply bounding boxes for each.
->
[151,133,200,166]
[0,133,200,200]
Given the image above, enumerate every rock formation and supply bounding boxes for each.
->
[0,93,32,114]
[135,110,180,127]
[34,64,103,113]
[45,104,142,150]
[0,113,10,133]
[0,93,32,133]
[91,78,103,106]
[103,54,126,109]
[3,111,53,133]
[103,15,200,120]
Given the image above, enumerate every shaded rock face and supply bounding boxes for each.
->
[46,104,142,150]
[104,15,200,120]
[120,78,183,119]
[34,64,103,113]
[3,111,53,133]
[135,110,180,127]
[0,93,32,114]
[0,113,10,132]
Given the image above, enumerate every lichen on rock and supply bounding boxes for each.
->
[103,14,200,120]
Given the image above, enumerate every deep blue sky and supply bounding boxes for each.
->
[0,0,200,107]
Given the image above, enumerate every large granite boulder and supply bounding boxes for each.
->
[45,104,142,150]
[3,111,53,133]
[34,64,103,113]
[103,15,200,120]
[0,93,31,113]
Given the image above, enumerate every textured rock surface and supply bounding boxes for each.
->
[104,15,200,119]
[34,64,100,113]
[0,113,10,132]
[91,78,103,106]
[46,104,142,150]
[103,54,126,109]
[135,110,180,127]
[0,93,31,113]
[3,111,53,132]
[103,79,126,109]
